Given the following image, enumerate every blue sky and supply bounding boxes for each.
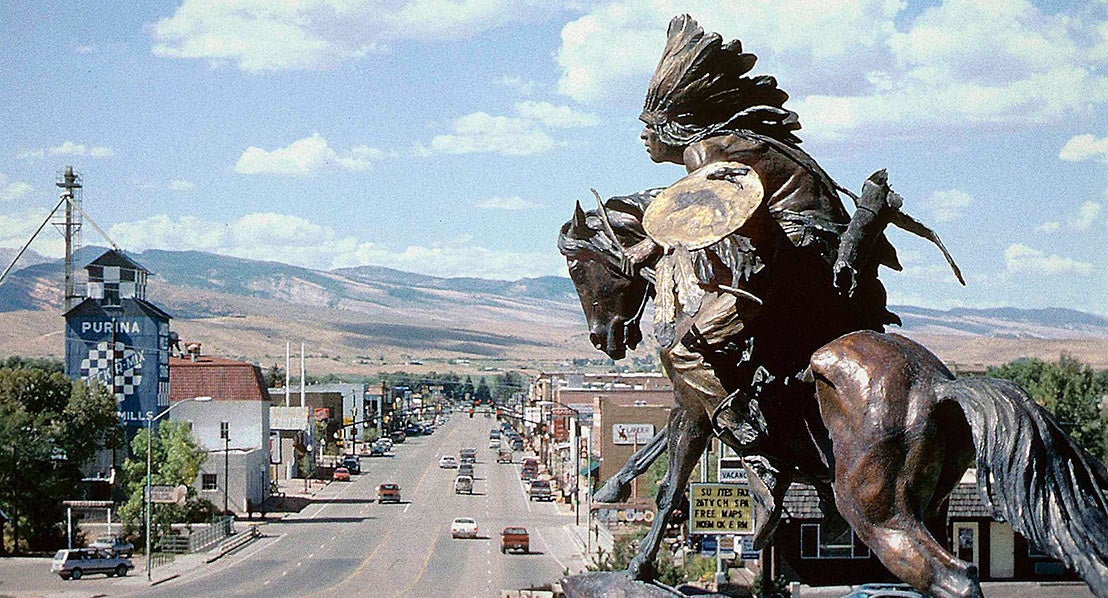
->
[1,1,1106,315]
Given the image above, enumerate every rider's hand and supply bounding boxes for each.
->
[705,163,752,185]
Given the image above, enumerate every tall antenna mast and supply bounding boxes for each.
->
[55,166,82,313]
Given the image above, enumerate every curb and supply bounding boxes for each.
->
[150,573,180,586]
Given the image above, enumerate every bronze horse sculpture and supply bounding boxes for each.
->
[559,194,1108,598]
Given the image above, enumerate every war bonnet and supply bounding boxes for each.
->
[641,15,802,146]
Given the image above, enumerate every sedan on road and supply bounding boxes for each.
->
[451,517,478,539]
[377,483,401,503]
[88,535,134,558]
[333,467,351,482]
[439,455,458,468]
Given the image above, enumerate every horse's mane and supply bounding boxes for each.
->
[558,189,661,262]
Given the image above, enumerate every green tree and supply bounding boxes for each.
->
[0,367,121,552]
[988,355,1108,460]
[119,421,217,547]
[475,378,492,404]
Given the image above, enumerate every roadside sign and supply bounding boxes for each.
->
[700,534,717,556]
[718,535,736,559]
[612,423,654,445]
[146,485,188,504]
[718,457,747,484]
[689,483,753,534]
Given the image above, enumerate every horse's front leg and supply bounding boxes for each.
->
[594,423,668,503]
[627,405,712,581]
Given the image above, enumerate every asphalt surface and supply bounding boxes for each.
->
[17,413,571,598]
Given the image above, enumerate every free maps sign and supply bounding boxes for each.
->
[689,483,753,534]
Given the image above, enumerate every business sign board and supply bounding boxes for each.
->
[612,423,655,445]
[66,308,170,429]
[147,485,188,504]
[524,407,542,430]
[718,457,748,484]
[689,483,754,534]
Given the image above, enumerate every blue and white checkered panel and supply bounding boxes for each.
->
[78,341,142,402]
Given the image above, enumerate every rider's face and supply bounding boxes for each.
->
[640,126,684,165]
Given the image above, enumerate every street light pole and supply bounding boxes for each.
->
[145,396,211,580]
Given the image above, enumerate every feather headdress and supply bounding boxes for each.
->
[642,15,802,145]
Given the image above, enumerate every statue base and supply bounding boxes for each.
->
[560,571,731,597]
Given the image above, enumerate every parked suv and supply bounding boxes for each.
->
[52,548,133,580]
[88,536,134,558]
[528,479,553,501]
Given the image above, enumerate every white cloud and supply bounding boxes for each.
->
[1059,133,1108,163]
[515,101,599,128]
[234,134,382,176]
[74,44,96,54]
[168,179,194,191]
[927,189,973,223]
[496,76,538,96]
[1070,201,1102,232]
[150,0,553,72]
[22,141,116,158]
[1003,243,1093,276]
[555,1,1108,140]
[0,208,65,256]
[428,112,555,156]
[476,196,542,210]
[0,175,32,201]
[1036,221,1061,234]
[105,211,563,278]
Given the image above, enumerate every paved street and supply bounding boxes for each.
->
[0,413,584,598]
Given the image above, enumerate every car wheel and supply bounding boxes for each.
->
[501,547,506,554]
[116,565,128,577]
[71,568,82,580]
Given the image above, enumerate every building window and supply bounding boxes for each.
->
[800,523,871,559]
[202,473,218,491]
[220,421,229,440]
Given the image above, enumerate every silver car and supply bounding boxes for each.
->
[89,535,134,558]
[52,548,134,580]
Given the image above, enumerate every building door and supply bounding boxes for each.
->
[989,522,1015,578]
[953,522,979,570]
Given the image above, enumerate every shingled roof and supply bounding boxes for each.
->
[169,355,271,403]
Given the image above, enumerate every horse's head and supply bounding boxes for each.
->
[558,191,659,360]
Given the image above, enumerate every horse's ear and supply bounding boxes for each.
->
[571,201,589,236]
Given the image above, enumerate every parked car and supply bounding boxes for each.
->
[52,548,133,580]
[840,583,930,598]
[341,455,361,474]
[488,438,500,449]
[528,479,553,501]
[377,437,393,451]
[369,441,388,457]
[439,455,459,468]
[333,467,351,482]
[511,437,524,451]
[454,475,474,494]
[500,527,529,554]
[88,536,133,558]
[451,517,478,539]
[404,423,423,436]
[497,447,513,464]
[390,430,407,444]
[377,483,401,503]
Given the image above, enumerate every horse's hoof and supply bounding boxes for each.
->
[594,480,631,503]
[627,557,656,582]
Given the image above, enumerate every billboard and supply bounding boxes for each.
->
[612,423,655,445]
[66,307,170,429]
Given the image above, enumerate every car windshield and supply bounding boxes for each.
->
[94,536,114,543]
[53,550,66,560]
[454,518,475,524]
[531,481,549,488]
[504,527,527,535]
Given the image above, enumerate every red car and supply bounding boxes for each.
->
[333,467,351,481]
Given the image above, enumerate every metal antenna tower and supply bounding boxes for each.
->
[55,166,83,313]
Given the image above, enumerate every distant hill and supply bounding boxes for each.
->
[1,248,1106,373]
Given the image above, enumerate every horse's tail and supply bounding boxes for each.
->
[939,376,1108,596]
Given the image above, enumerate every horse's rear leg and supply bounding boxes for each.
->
[627,405,711,581]
[846,517,981,598]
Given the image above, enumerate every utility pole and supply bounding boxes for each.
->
[55,166,82,313]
